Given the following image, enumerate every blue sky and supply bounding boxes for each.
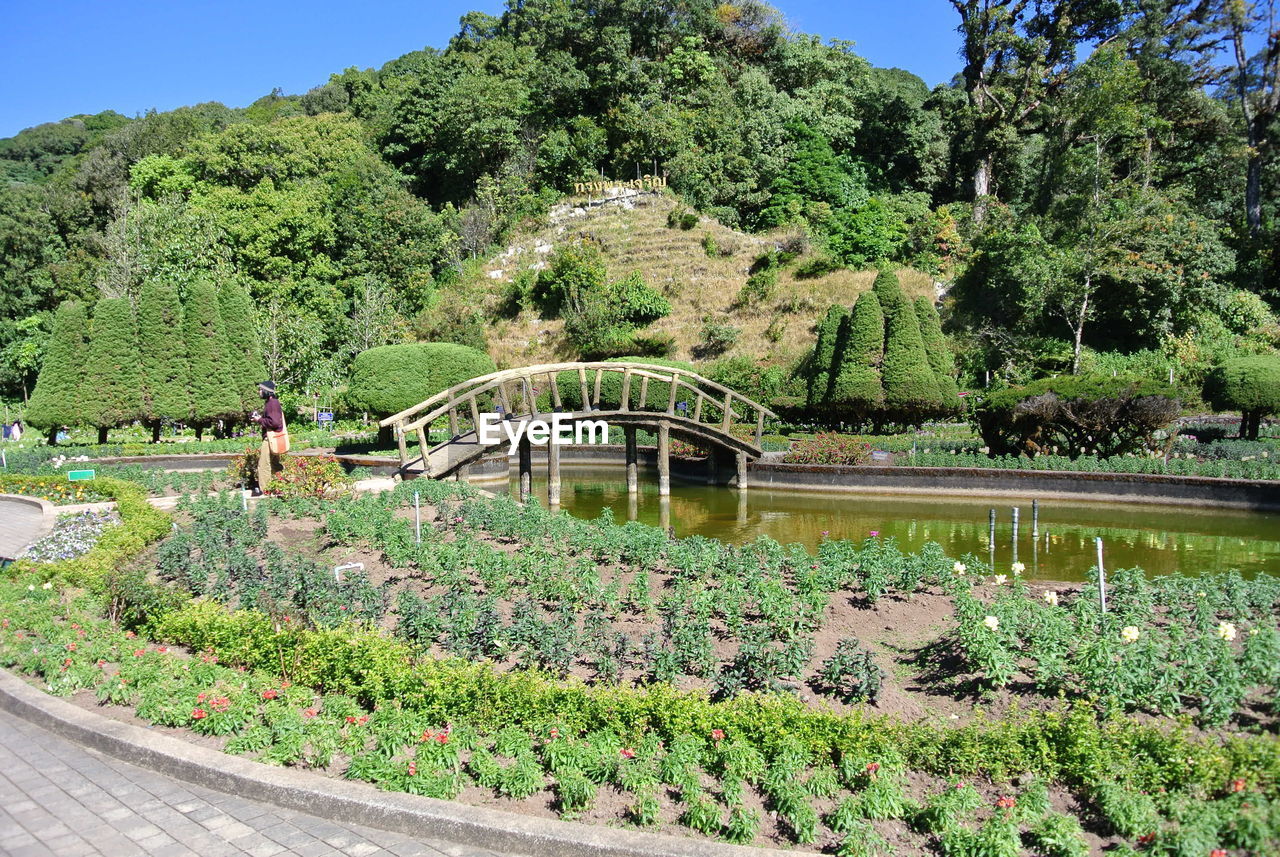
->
[0,1,965,138]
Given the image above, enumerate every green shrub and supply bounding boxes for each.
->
[828,291,885,420]
[1203,355,1280,440]
[25,301,89,441]
[82,297,145,441]
[345,343,496,418]
[794,255,840,279]
[695,321,740,359]
[975,375,1181,458]
[737,268,777,307]
[782,433,872,466]
[915,296,961,414]
[667,207,698,230]
[881,295,943,422]
[807,306,848,407]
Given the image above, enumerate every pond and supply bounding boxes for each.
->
[502,464,1280,582]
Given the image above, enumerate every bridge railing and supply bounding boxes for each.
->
[378,361,777,472]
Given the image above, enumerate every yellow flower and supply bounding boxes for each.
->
[953,562,967,575]
[1217,622,1237,641]
[1042,590,1059,607]
[1121,626,1140,644]
[992,574,1008,586]
[982,615,1000,632]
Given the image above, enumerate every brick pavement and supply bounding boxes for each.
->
[0,713,509,857]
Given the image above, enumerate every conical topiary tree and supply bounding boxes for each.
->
[808,305,848,409]
[138,281,191,442]
[882,298,942,424]
[25,301,88,445]
[183,280,240,440]
[219,280,268,420]
[829,290,885,423]
[82,297,145,444]
[871,268,906,317]
[914,296,961,413]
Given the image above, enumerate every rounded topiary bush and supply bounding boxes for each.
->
[346,343,497,422]
[1203,355,1280,440]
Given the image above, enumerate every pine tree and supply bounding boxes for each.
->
[871,268,906,317]
[137,281,191,442]
[82,297,144,444]
[914,296,961,412]
[219,280,268,417]
[807,305,848,408]
[829,290,885,422]
[25,301,88,445]
[183,280,240,439]
[882,297,942,424]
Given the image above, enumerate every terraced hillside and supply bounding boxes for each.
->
[475,190,940,370]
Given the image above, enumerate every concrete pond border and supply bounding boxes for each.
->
[0,669,795,857]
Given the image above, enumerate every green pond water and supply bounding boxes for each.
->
[501,465,1280,582]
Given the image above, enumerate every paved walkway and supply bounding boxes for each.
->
[0,713,507,857]
[0,496,52,561]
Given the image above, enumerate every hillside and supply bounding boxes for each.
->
[475,190,939,371]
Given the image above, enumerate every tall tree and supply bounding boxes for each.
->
[218,280,268,418]
[882,295,943,421]
[1226,0,1280,236]
[24,301,88,445]
[183,280,239,440]
[829,290,886,422]
[82,297,144,444]
[808,305,848,408]
[137,280,190,442]
[914,296,961,405]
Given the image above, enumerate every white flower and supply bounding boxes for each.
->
[982,615,999,632]
[41,582,52,590]
[1011,562,1025,575]
[1120,626,1140,644]
[1217,622,1237,641]
[26,585,34,592]
[1042,590,1059,607]
[992,574,1008,586]
[953,562,967,575]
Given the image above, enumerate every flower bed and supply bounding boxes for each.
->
[21,510,121,563]
[0,474,110,504]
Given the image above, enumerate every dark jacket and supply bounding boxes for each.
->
[257,395,284,434]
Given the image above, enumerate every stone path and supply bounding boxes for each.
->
[0,496,51,561]
[0,713,508,857]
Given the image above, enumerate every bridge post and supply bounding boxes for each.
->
[547,435,561,506]
[706,451,717,485]
[657,421,670,496]
[736,451,748,489]
[518,435,532,503]
[624,427,638,494]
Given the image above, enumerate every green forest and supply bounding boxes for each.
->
[2,0,1278,416]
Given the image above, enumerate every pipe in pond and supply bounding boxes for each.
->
[657,421,670,497]
[988,508,996,562]
[1012,506,1020,565]
[1032,498,1039,537]
[1097,537,1107,613]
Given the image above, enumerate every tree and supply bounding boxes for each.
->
[828,290,885,422]
[81,297,144,444]
[25,301,87,444]
[1225,0,1280,237]
[882,295,943,422]
[1203,355,1280,439]
[807,305,848,408]
[218,280,267,418]
[914,296,961,407]
[183,280,240,439]
[137,281,190,442]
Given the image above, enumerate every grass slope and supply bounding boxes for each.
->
[476,192,938,369]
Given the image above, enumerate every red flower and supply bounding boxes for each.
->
[65,642,76,651]
[157,647,167,654]
[196,692,208,702]
[1136,833,1156,848]
[191,708,207,720]
[710,729,725,742]
[420,731,433,743]
[346,716,357,724]
[620,748,636,759]
[407,761,418,776]
[96,660,106,668]
[261,689,278,700]
[995,796,1017,810]
[302,707,317,718]
[210,697,230,713]
[1230,778,1247,793]
[866,762,880,774]
[436,732,450,745]
[132,649,145,658]
[281,680,292,689]
[1210,851,1226,857]
[125,631,136,639]
[549,728,560,739]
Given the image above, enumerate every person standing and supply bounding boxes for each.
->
[250,381,285,496]
[10,421,22,442]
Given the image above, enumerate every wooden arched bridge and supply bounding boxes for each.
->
[379,362,777,501]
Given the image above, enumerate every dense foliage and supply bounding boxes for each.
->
[1203,356,1280,440]
[345,343,497,418]
[3,0,1278,413]
[974,375,1181,458]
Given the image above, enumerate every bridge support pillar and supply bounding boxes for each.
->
[518,435,532,503]
[624,427,638,494]
[736,452,748,489]
[706,452,718,485]
[547,435,561,506]
[657,421,670,496]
